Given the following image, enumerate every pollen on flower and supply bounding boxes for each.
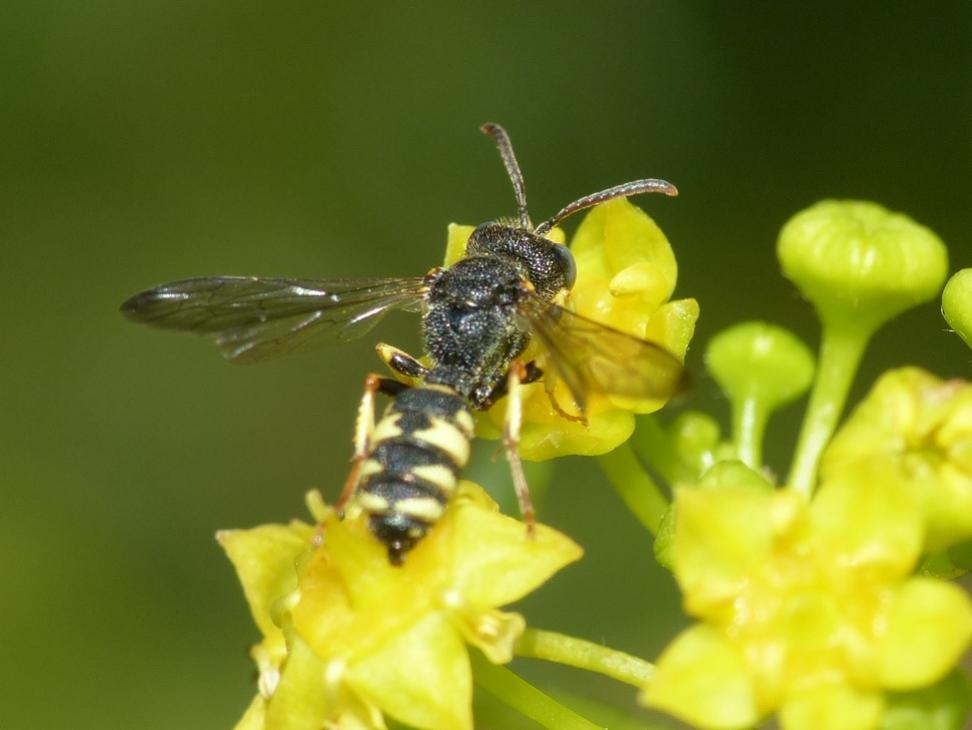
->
[324,658,347,688]
[440,588,464,609]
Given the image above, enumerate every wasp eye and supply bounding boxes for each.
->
[552,243,577,290]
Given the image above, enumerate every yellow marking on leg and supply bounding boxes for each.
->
[336,373,383,513]
[410,464,457,494]
[376,342,427,384]
[414,416,470,466]
[504,361,536,534]
[394,497,445,522]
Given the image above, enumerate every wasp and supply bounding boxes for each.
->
[121,123,684,563]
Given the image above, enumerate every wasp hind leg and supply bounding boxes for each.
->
[503,360,536,535]
[335,372,410,515]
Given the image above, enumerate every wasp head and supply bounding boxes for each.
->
[466,222,576,301]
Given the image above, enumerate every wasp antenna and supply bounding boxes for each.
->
[534,178,678,236]
[480,122,532,229]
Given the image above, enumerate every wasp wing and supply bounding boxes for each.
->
[519,295,686,411]
[121,276,428,363]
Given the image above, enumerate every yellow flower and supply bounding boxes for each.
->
[220,482,582,730]
[641,463,972,730]
[821,367,972,551]
[445,198,698,460]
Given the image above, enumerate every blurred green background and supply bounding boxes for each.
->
[2,2,970,728]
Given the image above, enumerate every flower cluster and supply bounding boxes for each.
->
[218,196,972,730]
[642,200,972,729]
[645,460,972,730]
[223,482,580,730]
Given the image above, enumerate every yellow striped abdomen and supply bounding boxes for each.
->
[353,385,474,563]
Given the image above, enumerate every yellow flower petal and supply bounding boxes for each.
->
[447,485,583,607]
[643,297,699,362]
[643,624,758,730]
[444,224,476,267]
[810,463,923,578]
[234,695,267,730]
[218,522,314,638]
[778,684,882,730]
[451,608,525,664]
[348,612,472,730]
[571,197,677,303]
[495,381,636,459]
[673,483,775,613]
[265,633,333,730]
[822,368,972,550]
[879,577,972,690]
[296,515,440,659]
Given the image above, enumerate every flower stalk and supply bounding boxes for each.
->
[787,319,868,496]
[471,652,605,730]
[515,628,655,687]
[597,442,668,534]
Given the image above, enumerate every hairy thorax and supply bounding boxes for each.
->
[422,255,531,408]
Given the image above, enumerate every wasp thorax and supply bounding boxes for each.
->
[466,223,576,300]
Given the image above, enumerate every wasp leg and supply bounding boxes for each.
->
[503,360,536,535]
[545,383,588,425]
[376,342,429,381]
[482,360,542,406]
[335,373,410,515]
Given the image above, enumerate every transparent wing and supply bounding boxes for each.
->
[121,276,428,363]
[519,294,686,411]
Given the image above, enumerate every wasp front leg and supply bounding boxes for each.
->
[335,372,410,514]
[503,360,536,535]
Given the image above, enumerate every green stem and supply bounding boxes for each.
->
[630,415,692,484]
[597,442,668,534]
[471,651,604,730]
[787,321,870,497]
[733,395,768,471]
[515,627,654,688]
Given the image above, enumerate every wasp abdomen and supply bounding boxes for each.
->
[354,385,474,563]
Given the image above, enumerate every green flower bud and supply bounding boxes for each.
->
[696,459,774,494]
[668,411,721,478]
[707,321,815,408]
[653,505,676,570]
[778,200,948,332]
[706,322,815,469]
[779,201,949,496]
[943,268,972,350]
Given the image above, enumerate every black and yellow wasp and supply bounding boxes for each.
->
[121,124,684,563]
